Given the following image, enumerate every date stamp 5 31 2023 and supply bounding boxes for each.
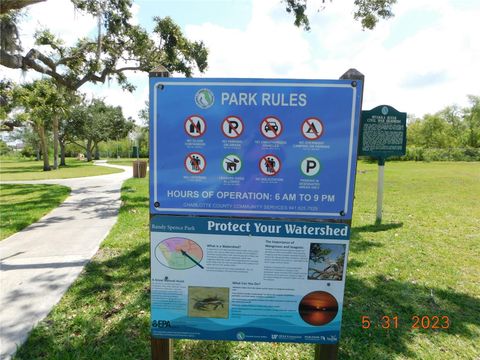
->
[361,315,450,330]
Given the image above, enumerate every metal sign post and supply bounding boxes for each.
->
[358,105,407,224]
[376,157,386,224]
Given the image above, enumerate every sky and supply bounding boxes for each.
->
[4,0,480,122]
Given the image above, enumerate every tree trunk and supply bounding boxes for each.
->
[60,140,66,166]
[86,139,93,162]
[37,124,51,171]
[53,115,59,169]
[94,143,100,160]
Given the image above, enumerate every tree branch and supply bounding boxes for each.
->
[0,0,45,14]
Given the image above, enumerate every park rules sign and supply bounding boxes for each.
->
[149,76,363,345]
[149,78,363,220]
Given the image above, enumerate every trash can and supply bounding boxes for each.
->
[133,160,147,178]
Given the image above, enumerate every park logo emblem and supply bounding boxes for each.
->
[195,88,214,109]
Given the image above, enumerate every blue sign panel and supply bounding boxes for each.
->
[151,215,349,343]
[149,78,363,219]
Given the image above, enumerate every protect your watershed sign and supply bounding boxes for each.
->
[151,215,350,343]
[149,78,363,219]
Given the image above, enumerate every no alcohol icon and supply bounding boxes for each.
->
[184,115,206,138]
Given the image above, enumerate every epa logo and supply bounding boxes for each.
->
[195,89,214,109]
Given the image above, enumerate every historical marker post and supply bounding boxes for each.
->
[358,105,407,223]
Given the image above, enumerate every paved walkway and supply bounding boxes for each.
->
[0,162,133,360]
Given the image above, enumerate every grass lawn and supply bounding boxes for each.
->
[0,184,70,241]
[0,158,123,181]
[106,158,149,167]
[13,161,480,359]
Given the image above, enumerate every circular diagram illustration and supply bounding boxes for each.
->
[298,291,338,326]
[155,237,204,270]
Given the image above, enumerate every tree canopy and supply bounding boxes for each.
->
[69,98,134,161]
[0,0,208,92]
[284,0,397,30]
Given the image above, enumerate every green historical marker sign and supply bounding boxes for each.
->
[358,105,407,159]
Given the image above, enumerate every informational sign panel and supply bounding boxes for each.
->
[151,215,349,344]
[149,78,363,219]
[358,105,407,158]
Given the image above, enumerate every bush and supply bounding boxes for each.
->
[21,146,35,158]
[403,147,480,161]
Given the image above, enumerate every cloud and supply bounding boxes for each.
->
[18,0,96,49]
[185,0,311,78]
[401,71,449,89]
[183,0,480,117]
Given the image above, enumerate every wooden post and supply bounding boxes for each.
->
[150,66,173,360]
[313,68,365,360]
[151,338,173,360]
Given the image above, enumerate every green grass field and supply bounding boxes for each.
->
[0,159,122,181]
[0,184,70,241]
[13,161,480,359]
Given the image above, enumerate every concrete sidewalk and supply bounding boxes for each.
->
[0,162,133,359]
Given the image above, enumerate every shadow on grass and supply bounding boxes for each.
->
[0,184,70,238]
[0,164,44,174]
[0,160,87,175]
[354,222,403,233]
[13,239,480,360]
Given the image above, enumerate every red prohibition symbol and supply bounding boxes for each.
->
[184,115,206,138]
[185,152,206,174]
[301,117,324,140]
[259,154,281,176]
[221,116,244,138]
[260,116,283,139]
